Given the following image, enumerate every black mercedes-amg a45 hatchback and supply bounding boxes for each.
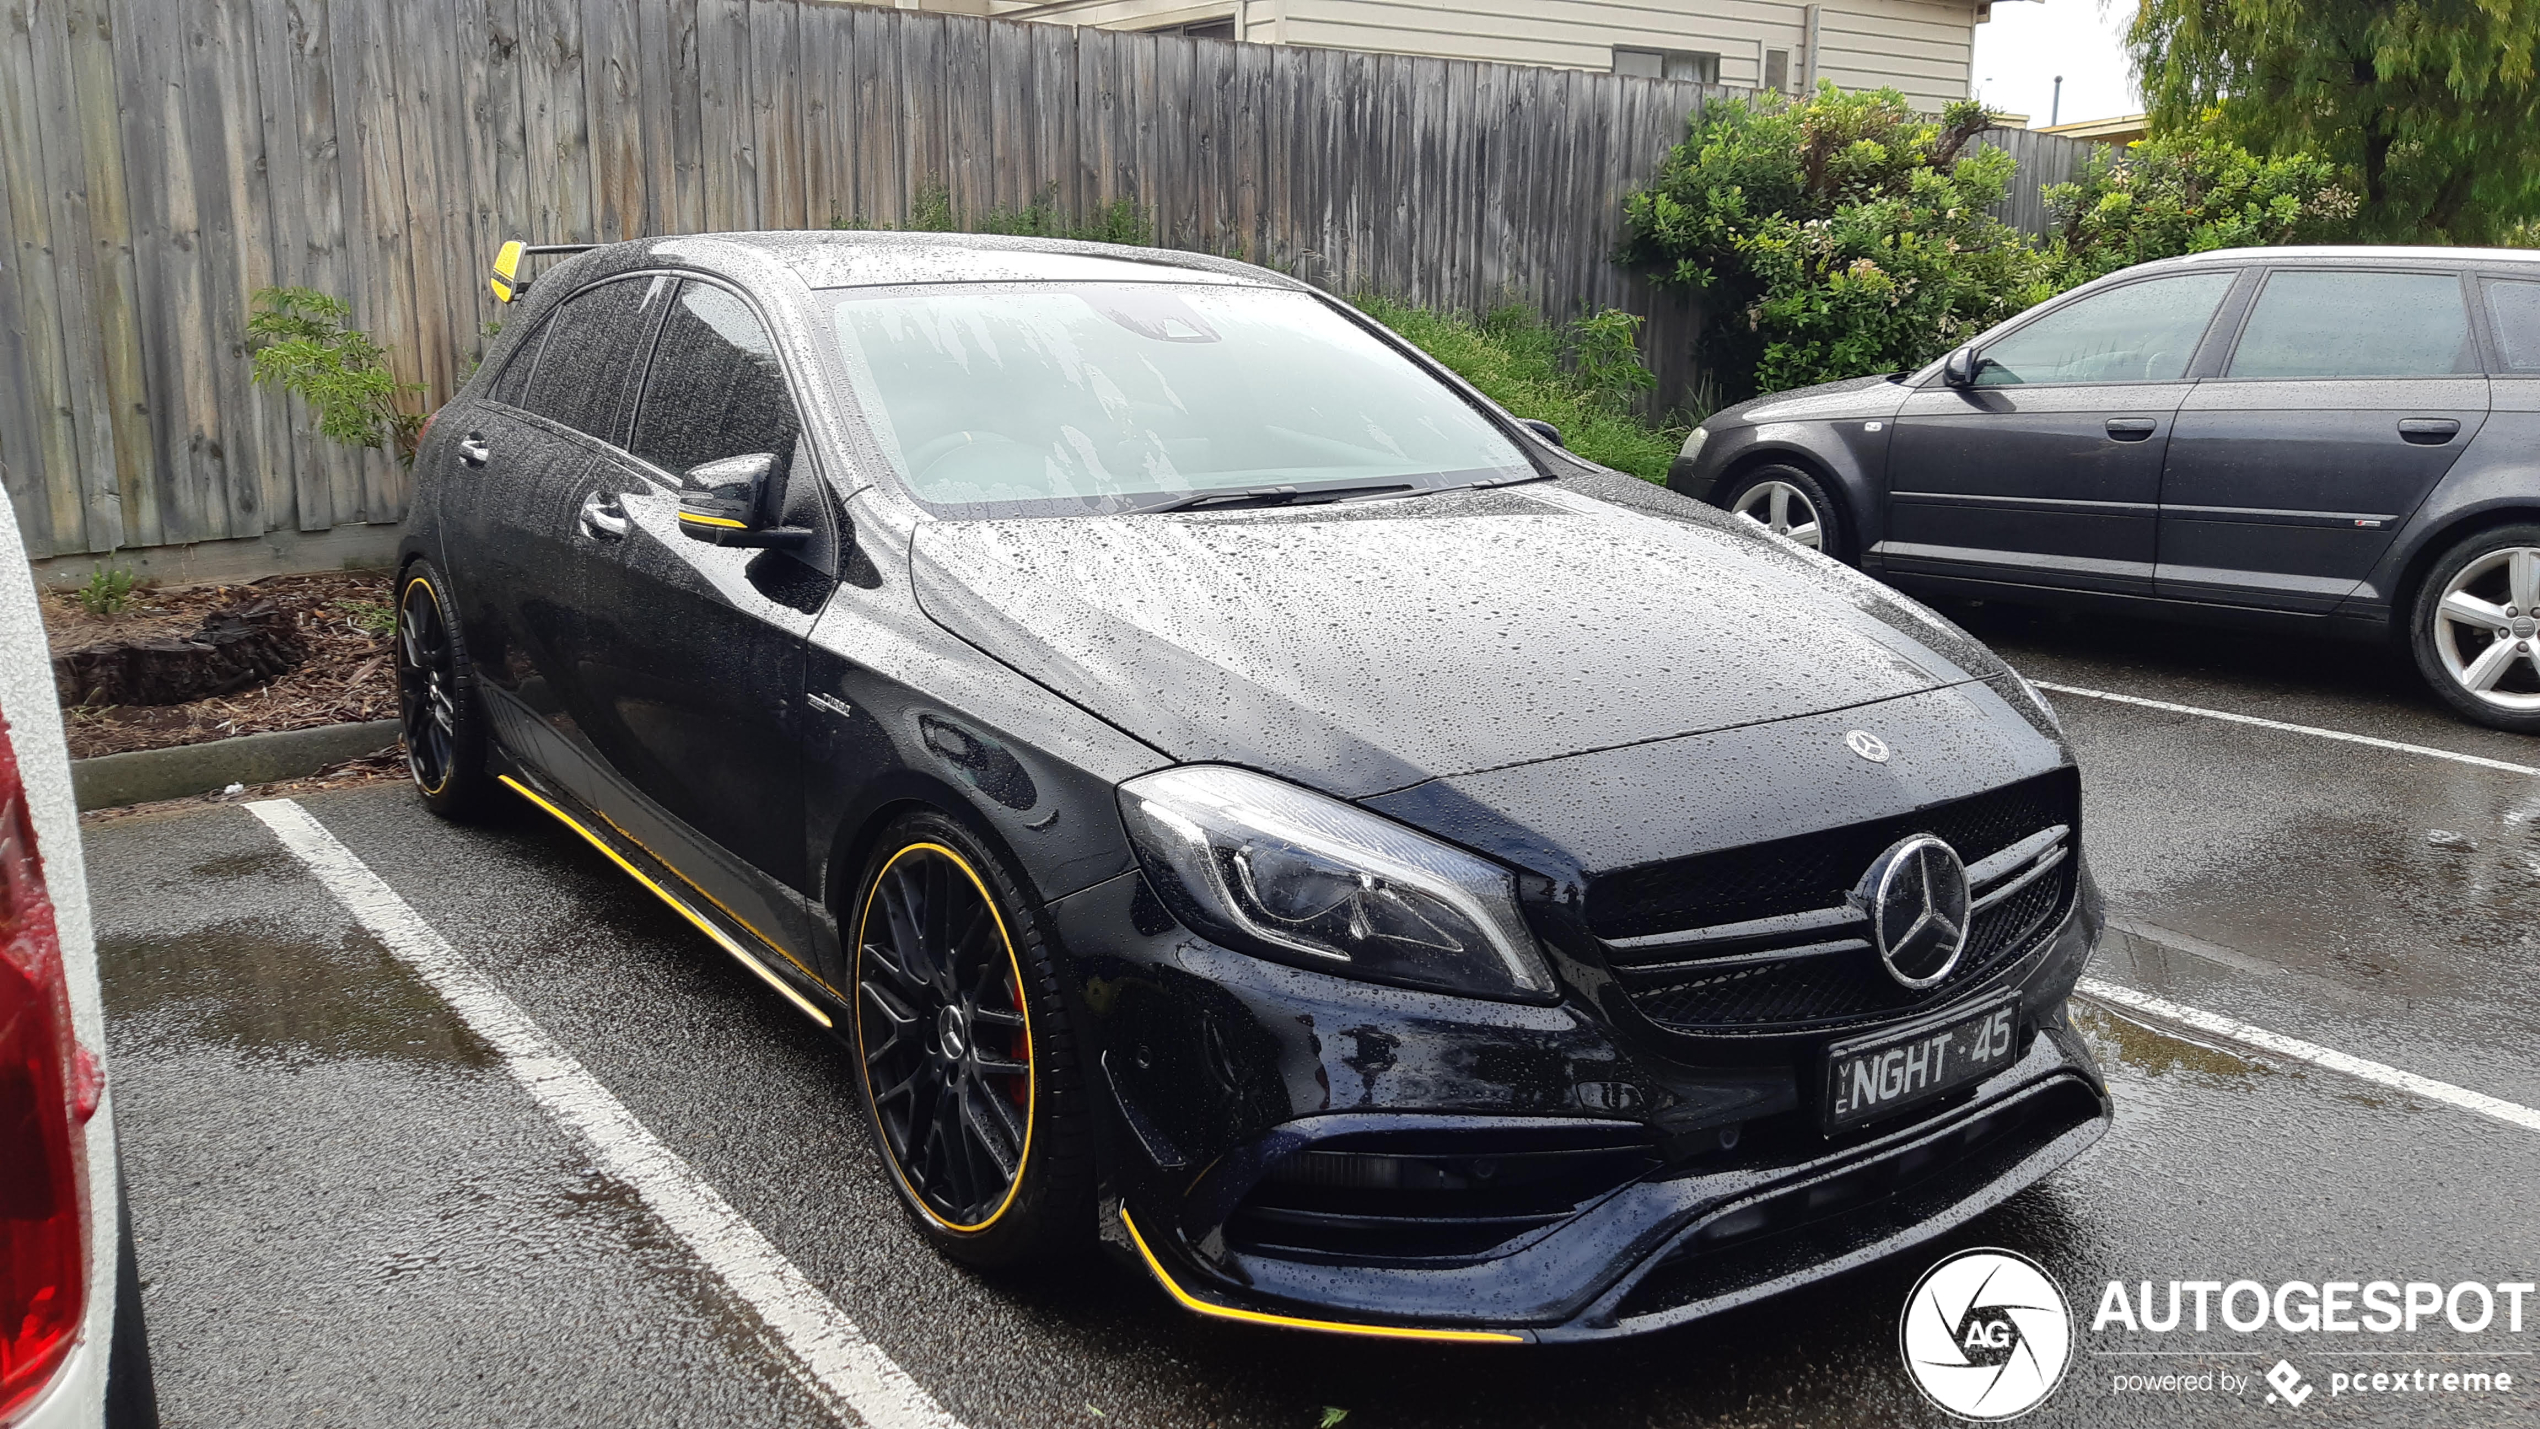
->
[397,231,2110,1342]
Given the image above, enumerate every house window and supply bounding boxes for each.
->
[1611,47,1721,84]
[1763,48,1791,92]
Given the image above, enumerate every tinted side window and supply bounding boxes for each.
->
[2482,278,2540,372]
[521,277,666,441]
[630,282,802,479]
[2228,270,2475,379]
[486,321,546,408]
[1973,272,2235,386]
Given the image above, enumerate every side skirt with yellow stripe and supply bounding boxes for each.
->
[497,772,846,1033]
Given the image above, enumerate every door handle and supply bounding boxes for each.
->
[577,490,630,540]
[459,433,492,467]
[2398,417,2462,445]
[2104,418,2158,441]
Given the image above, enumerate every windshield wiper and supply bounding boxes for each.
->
[1149,481,1415,513]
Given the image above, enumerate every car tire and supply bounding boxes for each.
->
[848,810,1095,1268]
[2410,523,2540,733]
[1720,462,1850,563]
[395,561,498,818]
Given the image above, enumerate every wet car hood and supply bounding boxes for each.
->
[909,480,2012,798]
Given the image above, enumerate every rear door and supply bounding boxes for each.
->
[1881,269,2241,594]
[2156,268,2491,612]
[452,275,668,787]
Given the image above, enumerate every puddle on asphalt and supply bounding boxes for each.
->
[2075,1003,2268,1086]
[99,919,495,1069]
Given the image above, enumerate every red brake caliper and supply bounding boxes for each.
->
[1004,973,1030,1108]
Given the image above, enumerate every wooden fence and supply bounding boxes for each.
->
[0,0,2096,562]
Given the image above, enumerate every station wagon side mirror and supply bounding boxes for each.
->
[1941,345,1988,389]
[1516,417,1566,449]
[677,453,811,550]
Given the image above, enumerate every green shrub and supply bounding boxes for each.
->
[78,564,137,617]
[246,287,426,463]
[1622,86,2054,400]
[2045,124,2359,285]
[1355,298,1686,483]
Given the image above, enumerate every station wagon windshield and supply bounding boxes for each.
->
[821,284,1534,516]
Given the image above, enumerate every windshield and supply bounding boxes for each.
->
[821,283,1534,515]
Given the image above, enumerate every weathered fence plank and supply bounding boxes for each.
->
[1,0,2099,561]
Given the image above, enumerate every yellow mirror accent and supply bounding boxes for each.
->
[489,239,525,303]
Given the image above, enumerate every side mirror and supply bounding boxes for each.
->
[1517,417,1566,449]
[1941,346,1985,389]
[678,453,810,550]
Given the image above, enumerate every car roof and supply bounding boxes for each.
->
[2151,245,2540,269]
[633,229,1302,292]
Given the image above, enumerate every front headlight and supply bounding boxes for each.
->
[1681,425,1710,462]
[1117,765,1556,1002]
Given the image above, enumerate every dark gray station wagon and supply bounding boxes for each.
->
[1671,247,2540,731]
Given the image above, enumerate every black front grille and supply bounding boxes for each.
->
[1588,772,2077,1034]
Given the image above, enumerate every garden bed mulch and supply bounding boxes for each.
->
[43,571,400,761]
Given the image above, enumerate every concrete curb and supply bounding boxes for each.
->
[72,719,403,811]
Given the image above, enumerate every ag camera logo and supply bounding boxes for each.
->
[1902,1248,2074,1420]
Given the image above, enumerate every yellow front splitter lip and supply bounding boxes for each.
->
[1116,1206,1533,1344]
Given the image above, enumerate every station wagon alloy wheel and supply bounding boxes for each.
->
[1729,479,1822,549]
[856,842,1035,1233]
[2431,545,2540,713]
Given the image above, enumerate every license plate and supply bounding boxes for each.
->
[1822,994,2019,1134]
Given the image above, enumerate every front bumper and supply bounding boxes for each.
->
[1050,865,2111,1342]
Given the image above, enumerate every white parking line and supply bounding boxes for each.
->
[2033,681,2540,778]
[2077,977,2540,1135]
[245,799,961,1429]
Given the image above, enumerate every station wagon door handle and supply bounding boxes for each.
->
[576,490,630,541]
[2398,417,2462,445]
[2104,418,2158,441]
[458,434,492,467]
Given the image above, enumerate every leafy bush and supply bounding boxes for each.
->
[246,288,425,463]
[2046,124,2359,285]
[1354,298,1686,483]
[79,565,137,617]
[1622,86,2052,401]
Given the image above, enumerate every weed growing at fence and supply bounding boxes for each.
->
[1356,298,1688,484]
[246,287,427,464]
[78,564,137,617]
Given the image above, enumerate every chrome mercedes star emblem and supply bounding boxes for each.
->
[1856,834,1971,989]
[1846,729,1890,763]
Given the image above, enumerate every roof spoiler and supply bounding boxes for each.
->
[489,241,599,304]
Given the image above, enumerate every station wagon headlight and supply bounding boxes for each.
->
[1118,766,1555,1002]
[1682,425,1709,461]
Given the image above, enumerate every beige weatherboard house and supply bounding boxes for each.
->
[939,0,2003,112]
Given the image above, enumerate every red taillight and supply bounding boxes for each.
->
[0,714,87,1422]
[418,404,442,449]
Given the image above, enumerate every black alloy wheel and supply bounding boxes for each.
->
[852,812,1092,1265]
[395,562,493,817]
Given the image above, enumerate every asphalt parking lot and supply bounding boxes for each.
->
[84,604,2540,1429]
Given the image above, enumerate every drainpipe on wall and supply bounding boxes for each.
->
[1801,4,1822,93]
